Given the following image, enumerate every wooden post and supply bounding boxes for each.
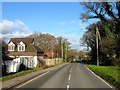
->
[96,27,99,66]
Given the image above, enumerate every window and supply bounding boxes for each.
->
[18,41,25,51]
[18,44,25,51]
[8,42,15,51]
[8,45,15,51]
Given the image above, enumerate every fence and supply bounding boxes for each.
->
[44,58,63,66]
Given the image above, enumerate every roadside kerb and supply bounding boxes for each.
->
[2,63,68,90]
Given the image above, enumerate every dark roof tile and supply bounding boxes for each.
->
[8,38,44,55]
[9,38,34,45]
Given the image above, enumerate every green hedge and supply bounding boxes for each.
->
[87,65,120,89]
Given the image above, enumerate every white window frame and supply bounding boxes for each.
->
[8,42,15,51]
[18,41,25,51]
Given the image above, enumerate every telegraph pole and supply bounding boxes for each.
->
[96,27,99,66]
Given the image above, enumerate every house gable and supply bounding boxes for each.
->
[18,41,26,51]
[8,41,15,51]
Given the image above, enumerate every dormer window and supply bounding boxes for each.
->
[8,42,15,51]
[18,41,25,51]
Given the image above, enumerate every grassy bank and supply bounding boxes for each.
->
[87,65,120,89]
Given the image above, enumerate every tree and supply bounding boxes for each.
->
[56,36,63,59]
[1,40,11,75]
[79,51,91,63]
[80,2,120,66]
[29,33,56,52]
[67,49,78,62]
[81,21,117,65]
[62,39,70,62]
[80,2,120,39]
[28,33,70,61]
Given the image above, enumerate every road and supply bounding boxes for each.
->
[16,62,113,89]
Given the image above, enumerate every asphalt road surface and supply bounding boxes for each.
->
[16,62,114,89]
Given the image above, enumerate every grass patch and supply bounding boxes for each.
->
[0,62,64,82]
[0,66,42,82]
[87,65,120,89]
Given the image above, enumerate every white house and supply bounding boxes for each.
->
[7,38,44,73]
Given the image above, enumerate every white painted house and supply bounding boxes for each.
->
[7,38,44,73]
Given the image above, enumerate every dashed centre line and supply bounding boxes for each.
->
[68,74,71,81]
[67,85,70,90]
[66,66,72,90]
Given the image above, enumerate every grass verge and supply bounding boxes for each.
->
[0,62,65,82]
[0,66,42,82]
[87,65,120,89]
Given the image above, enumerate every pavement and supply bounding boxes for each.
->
[1,63,68,90]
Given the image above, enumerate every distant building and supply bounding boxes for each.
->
[44,51,54,59]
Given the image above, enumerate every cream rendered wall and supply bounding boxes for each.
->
[6,58,20,73]
[6,55,44,73]
[6,56,39,73]
[33,56,38,67]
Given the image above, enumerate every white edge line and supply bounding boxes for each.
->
[16,71,50,88]
[84,65,115,89]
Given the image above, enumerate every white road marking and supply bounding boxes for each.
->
[70,66,72,73]
[16,71,50,88]
[67,85,70,90]
[84,65,115,89]
[67,66,72,90]
[68,74,71,81]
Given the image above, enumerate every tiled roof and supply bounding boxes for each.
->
[8,38,44,56]
[26,45,44,53]
[33,46,44,53]
[9,38,34,46]
[9,52,38,56]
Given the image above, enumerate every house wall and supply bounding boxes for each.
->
[20,56,34,69]
[6,56,63,73]
[6,58,21,73]
[6,55,43,73]
[33,56,38,67]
